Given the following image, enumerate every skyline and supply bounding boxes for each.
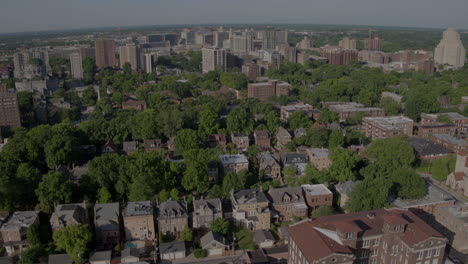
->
[1,0,468,34]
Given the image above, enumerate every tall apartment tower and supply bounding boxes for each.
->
[0,86,21,128]
[13,50,51,79]
[202,47,227,73]
[95,39,116,69]
[119,44,140,71]
[144,53,154,73]
[365,35,383,51]
[339,37,357,50]
[69,52,83,80]
[232,34,253,54]
[434,28,466,69]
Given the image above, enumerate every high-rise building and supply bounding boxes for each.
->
[365,35,383,51]
[143,53,154,73]
[296,36,313,50]
[202,47,227,73]
[261,29,288,51]
[95,39,116,69]
[214,31,229,48]
[0,86,21,128]
[79,46,95,58]
[232,34,253,54]
[69,53,83,80]
[339,37,357,50]
[434,28,466,69]
[119,44,140,71]
[278,45,297,63]
[320,46,358,65]
[13,50,51,79]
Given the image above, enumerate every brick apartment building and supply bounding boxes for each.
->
[288,208,447,264]
[267,187,308,221]
[219,154,249,174]
[253,130,271,150]
[362,116,414,139]
[418,124,456,138]
[248,81,291,101]
[306,148,331,170]
[231,189,271,231]
[430,134,468,152]
[0,86,21,128]
[421,112,468,135]
[280,102,321,122]
[123,201,156,242]
[322,102,385,122]
[301,184,333,212]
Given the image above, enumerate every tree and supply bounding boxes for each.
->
[198,109,219,136]
[122,62,132,75]
[193,248,207,258]
[391,168,426,199]
[98,187,112,203]
[265,111,280,134]
[226,108,254,134]
[44,121,78,169]
[222,170,248,197]
[288,111,312,130]
[27,224,42,248]
[328,129,344,149]
[15,163,40,209]
[379,97,401,116]
[208,184,223,198]
[170,188,179,201]
[82,86,98,106]
[129,110,160,140]
[182,149,210,193]
[19,246,45,264]
[156,108,184,138]
[220,72,248,90]
[431,155,456,182]
[346,177,392,212]
[209,218,230,235]
[83,58,96,84]
[53,224,93,264]
[317,109,339,124]
[311,206,334,217]
[36,171,73,213]
[180,226,193,241]
[174,129,199,154]
[328,148,359,182]
[364,137,415,173]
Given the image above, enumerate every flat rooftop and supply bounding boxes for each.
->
[440,204,468,222]
[0,211,39,231]
[364,116,413,130]
[302,184,332,196]
[432,134,467,146]
[392,182,455,209]
[123,201,153,217]
[306,148,329,158]
[219,154,248,164]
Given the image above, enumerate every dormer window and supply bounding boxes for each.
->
[346,232,353,239]
[394,225,401,232]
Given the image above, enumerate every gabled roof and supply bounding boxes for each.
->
[94,203,120,231]
[232,189,269,204]
[253,229,275,244]
[160,241,186,254]
[268,186,305,204]
[157,200,188,219]
[193,198,222,213]
[89,251,111,262]
[276,127,291,139]
[200,231,227,249]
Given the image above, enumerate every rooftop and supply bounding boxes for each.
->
[200,231,227,248]
[439,204,468,222]
[306,148,329,158]
[160,241,186,254]
[94,203,120,230]
[157,200,188,219]
[392,181,455,208]
[335,181,356,195]
[233,189,269,204]
[408,137,453,157]
[302,184,332,196]
[123,201,153,217]
[268,186,306,204]
[363,116,413,130]
[0,211,39,231]
[89,251,111,262]
[253,229,275,244]
[432,134,467,146]
[219,154,249,165]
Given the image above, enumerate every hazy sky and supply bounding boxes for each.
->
[1,0,467,33]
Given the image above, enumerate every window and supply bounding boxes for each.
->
[361,250,369,258]
[371,249,378,257]
[391,245,398,256]
[363,239,370,248]
[434,248,441,257]
[417,252,423,260]
[425,249,432,258]
[370,259,377,264]
[346,232,353,239]
[373,238,380,246]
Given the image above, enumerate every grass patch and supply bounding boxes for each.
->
[235,228,256,250]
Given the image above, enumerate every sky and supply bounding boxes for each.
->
[1,0,467,33]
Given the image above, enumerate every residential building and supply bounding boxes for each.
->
[0,87,21,128]
[421,112,468,135]
[268,186,308,221]
[408,137,453,161]
[335,181,356,208]
[338,37,357,50]
[258,152,281,181]
[418,124,456,138]
[48,254,72,264]
[253,230,275,248]
[320,46,358,65]
[202,47,227,73]
[247,81,291,101]
[261,28,287,50]
[365,35,383,51]
[0,211,40,255]
[434,28,466,69]
[123,201,156,242]
[219,154,249,174]
[276,127,292,150]
[89,251,111,264]
[432,204,468,254]
[245,249,270,264]
[94,203,121,250]
[301,184,333,211]
[231,189,271,231]
[156,200,188,238]
[122,99,147,111]
[119,44,140,71]
[362,116,414,139]
[101,140,118,154]
[121,247,140,263]
[49,202,88,231]
[231,133,250,151]
[0,211,10,245]
[242,61,261,81]
[306,148,331,170]
[296,36,313,50]
[208,134,227,148]
[392,180,455,215]
[95,39,116,69]
[232,34,253,55]
[122,141,138,155]
[281,153,308,175]
[430,134,468,152]
[200,231,227,256]
[13,49,51,79]
[322,102,385,122]
[69,52,83,80]
[253,130,271,150]
[192,198,223,229]
[288,208,447,264]
[278,45,297,63]
[159,241,186,260]
[143,139,162,152]
[280,103,321,122]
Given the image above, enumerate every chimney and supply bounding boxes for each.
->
[367,212,376,219]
